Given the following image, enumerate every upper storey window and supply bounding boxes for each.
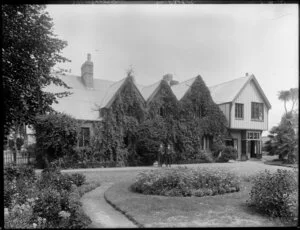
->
[235,103,244,119]
[251,102,264,121]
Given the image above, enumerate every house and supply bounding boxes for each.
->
[208,74,272,160]
[37,54,271,161]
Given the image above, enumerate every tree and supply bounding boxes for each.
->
[278,88,299,115]
[278,90,291,115]
[264,112,297,163]
[3,5,71,137]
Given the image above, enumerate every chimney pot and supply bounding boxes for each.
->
[246,72,249,77]
[87,53,91,61]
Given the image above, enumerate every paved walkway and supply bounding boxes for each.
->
[80,182,137,228]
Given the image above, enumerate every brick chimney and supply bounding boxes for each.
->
[81,53,94,88]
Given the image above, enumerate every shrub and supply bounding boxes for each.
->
[34,113,78,168]
[33,188,62,226]
[248,169,298,223]
[211,142,225,159]
[131,167,240,197]
[38,167,74,192]
[217,146,237,162]
[69,173,86,187]
[195,150,214,163]
[4,166,37,208]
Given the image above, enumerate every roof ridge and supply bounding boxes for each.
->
[171,76,197,88]
[209,76,250,88]
[141,79,162,89]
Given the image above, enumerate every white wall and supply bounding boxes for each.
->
[230,80,268,130]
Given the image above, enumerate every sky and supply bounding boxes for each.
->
[46,4,298,134]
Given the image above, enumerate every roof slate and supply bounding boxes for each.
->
[208,76,250,104]
[44,73,270,121]
[170,77,197,100]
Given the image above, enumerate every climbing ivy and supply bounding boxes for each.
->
[79,74,228,166]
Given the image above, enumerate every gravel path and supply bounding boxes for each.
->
[80,182,137,228]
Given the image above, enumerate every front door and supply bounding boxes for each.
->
[250,141,256,158]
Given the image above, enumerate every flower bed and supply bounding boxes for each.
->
[4,165,97,229]
[130,166,240,197]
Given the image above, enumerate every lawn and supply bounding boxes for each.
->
[104,179,287,227]
[65,162,297,227]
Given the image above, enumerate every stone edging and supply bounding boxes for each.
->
[104,186,144,228]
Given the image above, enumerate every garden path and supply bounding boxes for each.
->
[80,182,137,228]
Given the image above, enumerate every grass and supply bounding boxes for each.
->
[59,163,297,227]
[104,179,287,227]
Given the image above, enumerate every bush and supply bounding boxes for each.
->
[69,173,86,187]
[34,113,78,168]
[217,146,237,162]
[248,169,298,223]
[4,165,92,228]
[211,142,225,159]
[131,167,240,197]
[4,166,37,208]
[38,167,74,192]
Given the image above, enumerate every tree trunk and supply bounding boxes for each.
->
[284,101,287,114]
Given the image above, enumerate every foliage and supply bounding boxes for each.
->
[26,142,36,153]
[16,137,24,150]
[4,166,37,208]
[131,167,240,197]
[68,173,86,187]
[217,146,238,162]
[264,113,297,163]
[2,5,71,135]
[247,169,298,223]
[278,88,298,114]
[34,112,78,168]
[4,165,92,228]
[211,141,226,159]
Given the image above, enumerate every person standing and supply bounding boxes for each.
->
[158,143,164,167]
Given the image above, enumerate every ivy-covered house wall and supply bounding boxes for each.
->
[97,75,147,166]
[88,74,229,166]
[64,73,229,167]
[177,75,228,162]
[136,80,180,165]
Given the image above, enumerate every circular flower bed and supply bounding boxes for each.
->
[131,166,240,197]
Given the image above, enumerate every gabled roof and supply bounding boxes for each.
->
[208,75,271,109]
[139,80,161,101]
[100,76,146,109]
[208,76,250,104]
[100,78,126,108]
[170,77,197,100]
[43,75,114,120]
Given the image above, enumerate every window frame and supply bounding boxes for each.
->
[251,102,264,121]
[79,127,90,147]
[235,103,244,120]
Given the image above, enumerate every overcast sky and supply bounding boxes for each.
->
[46,4,298,133]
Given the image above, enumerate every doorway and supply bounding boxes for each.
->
[250,141,256,158]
